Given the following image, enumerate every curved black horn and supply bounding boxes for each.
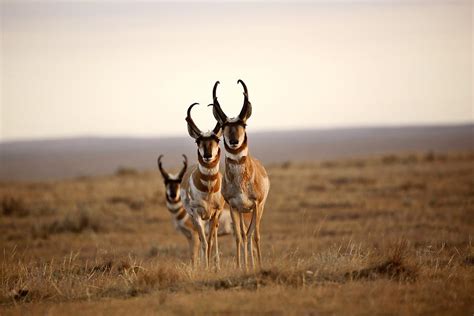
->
[237,79,252,121]
[185,102,202,139]
[211,81,228,125]
[178,154,188,179]
[157,155,170,180]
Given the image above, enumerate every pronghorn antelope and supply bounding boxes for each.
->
[157,154,199,264]
[157,154,232,266]
[210,80,270,269]
[180,103,226,269]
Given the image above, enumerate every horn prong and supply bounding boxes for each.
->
[237,79,252,121]
[237,79,248,95]
[211,81,228,125]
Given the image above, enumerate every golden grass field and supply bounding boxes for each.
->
[0,151,473,315]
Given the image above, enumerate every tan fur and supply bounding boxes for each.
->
[223,154,269,211]
[180,148,226,269]
[210,79,270,270]
[160,164,231,266]
[182,102,228,269]
[181,164,225,220]
[222,134,270,270]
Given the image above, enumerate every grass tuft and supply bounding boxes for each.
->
[1,196,29,217]
[32,207,103,238]
[345,241,418,282]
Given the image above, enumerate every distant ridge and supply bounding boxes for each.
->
[1,124,472,181]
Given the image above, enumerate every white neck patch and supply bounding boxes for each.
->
[166,201,182,211]
[225,146,248,161]
[198,163,219,175]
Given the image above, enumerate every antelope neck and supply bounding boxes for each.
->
[166,195,183,214]
[194,149,221,193]
[166,195,181,203]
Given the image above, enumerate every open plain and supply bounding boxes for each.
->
[0,151,473,315]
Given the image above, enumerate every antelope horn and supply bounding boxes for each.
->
[178,154,188,179]
[157,155,170,180]
[185,102,202,138]
[237,79,252,121]
[211,81,228,125]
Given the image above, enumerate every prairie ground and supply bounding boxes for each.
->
[0,151,473,315]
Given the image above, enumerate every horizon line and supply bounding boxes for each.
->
[1,122,472,145]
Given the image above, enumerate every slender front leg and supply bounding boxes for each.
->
[192,231,200,268]
[247,208,258,270]
[187,235,194,266]
[207,215,218,269]
[239,212,248,270]
[214,220,220,270]
[192,213,208,269]
[230,208,242,269]
[199,226,208,269]
[254,222,262,269]
[254,204,264,268]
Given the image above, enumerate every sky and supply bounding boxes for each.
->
[0,0,472,141]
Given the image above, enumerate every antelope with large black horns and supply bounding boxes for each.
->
[210,80,270,269]
[180,102,226,269]
[157,154,200,264]
[157,154,233,266]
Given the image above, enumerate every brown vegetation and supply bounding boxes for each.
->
[0,152,473,315]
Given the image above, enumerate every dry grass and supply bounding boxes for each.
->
[1,197,29,217]
[0,151,473,315]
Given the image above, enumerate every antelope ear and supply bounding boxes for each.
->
[241,100,252,122]
[186,122,201,139]
[212,122,222,138]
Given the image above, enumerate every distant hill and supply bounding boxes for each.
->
[1,124,472,181]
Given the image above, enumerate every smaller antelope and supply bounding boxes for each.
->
[180,103,226,269]
[157,155,232,265]
[157,154,200,264]
[211,80,270,269]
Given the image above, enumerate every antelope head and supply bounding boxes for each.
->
[186,103,222,164]
[157,154,187,202]
[209,80,252,150]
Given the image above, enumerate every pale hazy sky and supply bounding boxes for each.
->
[0,1,472,141]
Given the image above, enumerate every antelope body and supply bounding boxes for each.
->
[211,80,270,269]
[157,154,231,266]
[180,103,226,269]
